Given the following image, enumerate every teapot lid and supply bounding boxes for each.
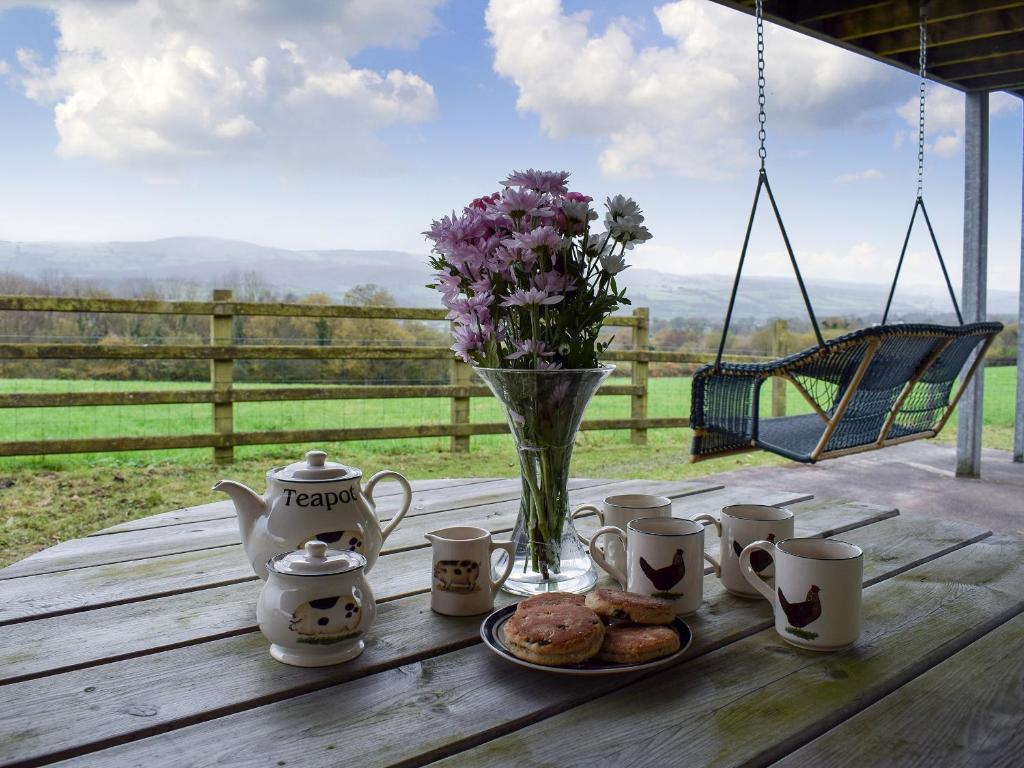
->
[272,450,359,482]
[268,540,367,576]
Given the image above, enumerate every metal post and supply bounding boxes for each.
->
[957,92,989,478]
[210,289,234,465]
[1015,114,1024,463]
[631,307,650,445]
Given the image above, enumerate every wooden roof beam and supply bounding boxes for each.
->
[963,70,1024,90]
[889,32,1024,70]
[736,2,892,25]
[933,52,1024,79]
[865,9,1024,56]
[812,1,1024,42]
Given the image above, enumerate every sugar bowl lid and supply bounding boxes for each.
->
[268,540,367,576]
[272,450,359,482]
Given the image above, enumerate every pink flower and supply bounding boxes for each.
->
[565,191,593,203]
[497,189,553,220]
[535,359,563,371]
[450,325,483,363]
[502,225,562,254]
[533,270,575,295]
[507,339,554,360]
[500,287,564,308]
[502,169,570,195]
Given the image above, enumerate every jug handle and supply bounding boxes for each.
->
[365,470,412,544]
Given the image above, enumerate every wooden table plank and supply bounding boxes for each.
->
[0,480,747,624]
[0,477,631,579]
[34,519,998,768]
[0,487,817,680]
[435,536,1024,768]
[90,478,500,535]
[771,612,1024,768]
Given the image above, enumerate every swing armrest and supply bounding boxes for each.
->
[690,365,765,458]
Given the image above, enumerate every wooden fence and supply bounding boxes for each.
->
[0,293,772,463]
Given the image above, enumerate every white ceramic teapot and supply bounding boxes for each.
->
[214,449,411,579]
[257,540,376,666]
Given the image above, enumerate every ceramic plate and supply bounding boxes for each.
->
[480,604,692,676]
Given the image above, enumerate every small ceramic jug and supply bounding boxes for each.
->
[740,537,863,651]
[257,540,376,667]
[424,526,515,616]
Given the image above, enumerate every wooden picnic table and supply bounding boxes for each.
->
[1,476,1021,768]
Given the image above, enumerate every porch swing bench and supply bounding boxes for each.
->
[689,321,1002,463]
[688,0,1003,465]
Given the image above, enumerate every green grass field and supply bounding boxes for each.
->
[0,369,1016,566]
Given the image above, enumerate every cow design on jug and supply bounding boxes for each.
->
[432,560,481,593]
[288,594,362,645]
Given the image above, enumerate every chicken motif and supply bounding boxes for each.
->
[733,533,777,572]
[639,549,685,591]
[777,584,821,628]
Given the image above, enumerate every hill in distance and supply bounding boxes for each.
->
[0,237,1015,322]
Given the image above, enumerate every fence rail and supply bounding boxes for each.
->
[0,292,770,462]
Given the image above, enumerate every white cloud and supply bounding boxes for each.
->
[835,169,883,184]
[485,0,901,179]
[899,86,1019,157]
[8,0,442,167]
[0,59,8,76]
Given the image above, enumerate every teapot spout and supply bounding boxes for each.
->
[213,480,267,543]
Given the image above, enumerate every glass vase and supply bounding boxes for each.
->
[475,366,612,596]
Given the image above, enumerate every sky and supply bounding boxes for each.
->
[0,0,1021,294]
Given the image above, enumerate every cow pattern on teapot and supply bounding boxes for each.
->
[298,528,365,555]
[288,593,363,645]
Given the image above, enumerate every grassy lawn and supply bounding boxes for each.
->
[0,368,1015,567]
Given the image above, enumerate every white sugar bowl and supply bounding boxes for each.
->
[257,540,376,667]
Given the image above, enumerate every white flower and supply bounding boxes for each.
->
[605,194,641,221]
[599,247,628,275]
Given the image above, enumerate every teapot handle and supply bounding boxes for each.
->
[364,470,412,544]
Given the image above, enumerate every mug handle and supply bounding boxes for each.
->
[365,470,412,543]
[739,540,777,602]
[590,525,627,588]
[570,504,604,547]
[690,513,722,577]
[489,540,516,595]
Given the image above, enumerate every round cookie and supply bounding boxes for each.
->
[596,624,680,664]
[515,593,586,613]
[585,589,674,625]
[502,604,605,666]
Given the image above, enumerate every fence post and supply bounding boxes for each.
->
[450,321,472,453]
[771,318,787,417]
[211,289,234,464]
[631,307,650,445]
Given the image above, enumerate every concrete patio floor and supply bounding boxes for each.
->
[698,441,1024,538]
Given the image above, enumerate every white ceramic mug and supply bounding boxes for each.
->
[571,494,673,576]
[591,517,716,616]
[740,537,864,651]
[424,526,515,616]
[697,504,795,598]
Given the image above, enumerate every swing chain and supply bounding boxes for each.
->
[917,2,928,199]
[756,0,766,169]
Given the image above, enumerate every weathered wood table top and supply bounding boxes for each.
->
[1,477,1021,768]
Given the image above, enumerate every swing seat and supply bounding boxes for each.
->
[690,321,1002,463]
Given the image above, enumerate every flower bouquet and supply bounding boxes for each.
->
[425,169,652,595]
